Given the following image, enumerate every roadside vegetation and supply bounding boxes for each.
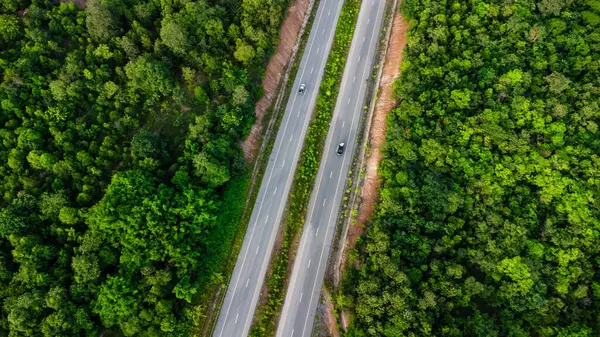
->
[341,0,600,336]
[0,0,290,335]
[249,0,362,335]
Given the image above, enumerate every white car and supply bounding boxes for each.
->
[299,83,306,94]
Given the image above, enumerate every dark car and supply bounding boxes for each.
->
[336,142,345,156]
[299,83,306,94]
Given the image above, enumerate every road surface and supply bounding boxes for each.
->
[212,0,345,336]
[276,1,386,336]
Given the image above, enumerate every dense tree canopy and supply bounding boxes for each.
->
[0,0,289,335]
[345,0,600,336]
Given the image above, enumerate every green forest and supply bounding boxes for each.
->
[0,0,288,335]
[344,0,600,336]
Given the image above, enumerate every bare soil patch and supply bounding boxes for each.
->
[241,0,312,162]
[347,12,408,249]
[320,289,341,337]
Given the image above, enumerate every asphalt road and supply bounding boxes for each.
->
[276,1,386,336]
[212,1,345,336]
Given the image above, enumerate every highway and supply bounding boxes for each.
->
[212,0,345,336]
[276,0,386,336]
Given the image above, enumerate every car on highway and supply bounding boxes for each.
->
[299,83,306,94]
[336,142,345,156]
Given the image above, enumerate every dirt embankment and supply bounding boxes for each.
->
[241,0,312,162]
[347,12,408,250]
[320,289,341,337]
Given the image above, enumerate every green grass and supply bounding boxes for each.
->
[203,174,252,279]
[190,171,251,335]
